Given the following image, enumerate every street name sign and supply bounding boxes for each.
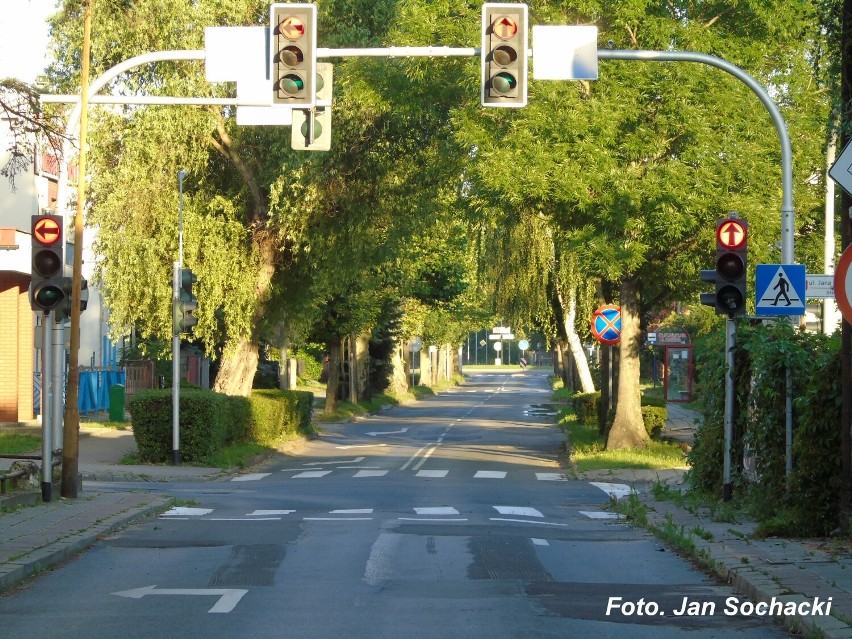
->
[805,274,835,299]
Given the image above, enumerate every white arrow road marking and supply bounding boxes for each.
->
[113,585,248,613]
[304,457,365,466]
[366,427,409,436]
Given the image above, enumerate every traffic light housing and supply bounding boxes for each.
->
[700,217,749,317]
[173,268,198,334]
[292,63,333,151]
[29,214,65,313]
[481,3,528,107]
[271,3,317,107]
[55,276,89,321]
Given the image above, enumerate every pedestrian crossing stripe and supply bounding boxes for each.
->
[160,504,619,521]
[755,264,806,315]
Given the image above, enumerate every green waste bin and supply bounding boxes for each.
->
[109,384,126,422]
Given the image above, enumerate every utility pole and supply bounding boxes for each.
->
[62,0,92,499]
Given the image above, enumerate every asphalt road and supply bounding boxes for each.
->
[0,370,790,638]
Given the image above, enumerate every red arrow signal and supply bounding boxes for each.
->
[717,220,746,249]
[33,217,61,245]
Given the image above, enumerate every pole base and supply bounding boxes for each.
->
[723,483,733,502]
[172,450,180,466]
[41,481,52,503]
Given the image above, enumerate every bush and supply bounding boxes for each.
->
[641,406,667,438]
[689,322,843,536]
[640,394,667,408]
[572,391,600,428]
[247,389,314,446]
[129,389,235,463]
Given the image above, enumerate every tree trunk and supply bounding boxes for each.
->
[355,332,370,401]
[388,340,409,395]
[562,287,596,393]
[552,280,595,393]
[325,339,343,412]
[606,276,650,449]
[213,231,277,396]
[213,337,258,396]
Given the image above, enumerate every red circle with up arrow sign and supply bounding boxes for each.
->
[717,220,746,249]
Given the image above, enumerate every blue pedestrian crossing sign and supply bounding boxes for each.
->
[755,264,806,315]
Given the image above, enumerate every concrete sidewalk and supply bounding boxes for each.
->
[575,404,852,639]
[0,406,850,638]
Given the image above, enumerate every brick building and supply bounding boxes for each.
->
[0,118,109,423]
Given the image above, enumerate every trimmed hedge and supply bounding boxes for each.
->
[247,389,314,446]
[641,406,667,438]
[128,388,314,463]
[129,389,238,463]
[572,392,600,428]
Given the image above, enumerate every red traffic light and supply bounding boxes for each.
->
[717,220,746,249]
[33,217,61,245]
[491,15,518,39]
[278,15,306,40]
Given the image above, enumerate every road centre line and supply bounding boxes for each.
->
[400,444,430,470]
[412,446,439,471]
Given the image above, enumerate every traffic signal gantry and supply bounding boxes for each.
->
[481,3,529,108]
[271,3,317,108]
[700,216,749,317]
[173,267,198,334]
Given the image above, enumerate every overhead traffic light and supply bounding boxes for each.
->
[173,268,198,334]
[29,214,65,313]
[292,63,333,151]
[271,3,317,107]
[700,217,749,317]
[481,3,528,108]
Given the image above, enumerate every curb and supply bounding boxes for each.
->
[0,494,172,593]
[640,503,851,639]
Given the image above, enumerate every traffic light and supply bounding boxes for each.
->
[481,3,528,108]
[55,276,89,321]
[292,63,333,151]
[271,3,317,107]
[700,217,749,317]
[173,268,198,334]
[29,214,65,313]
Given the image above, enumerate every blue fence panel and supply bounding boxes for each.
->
[78,369,127,414]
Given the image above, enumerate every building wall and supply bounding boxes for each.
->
[0,272,33,421]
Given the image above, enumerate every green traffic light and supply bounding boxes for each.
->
[300,119,323,139]
[280,73,305,95]
[34,284,64,309]
[491,71,517,94]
